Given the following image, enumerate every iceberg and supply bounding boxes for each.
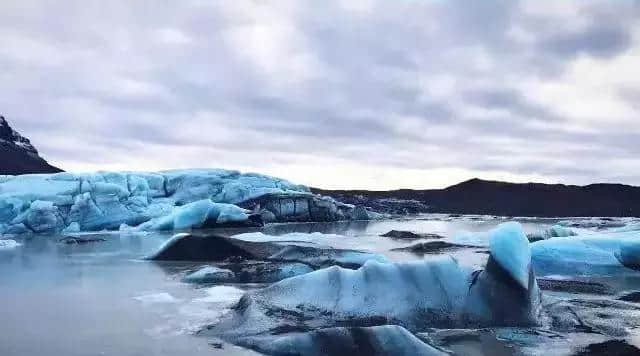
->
[148,233,388,269]
[133,292,181,304]
[490,222,532,289]
[526,225,577,242]
[208,223,541,342]
[0,169,368,234]
[531,231,640,276]
[183,266,236,283]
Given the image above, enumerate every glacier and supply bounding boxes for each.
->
[0,169,371,235]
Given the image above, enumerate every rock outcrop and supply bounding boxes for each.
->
[0,116,62,175]
[314,178,640,217]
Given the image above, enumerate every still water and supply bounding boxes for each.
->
[0,216,614,355]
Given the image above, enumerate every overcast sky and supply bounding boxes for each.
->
[1,1,640,189]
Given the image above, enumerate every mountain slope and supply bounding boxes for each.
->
[0,115,62,175]
[312,178,640,217]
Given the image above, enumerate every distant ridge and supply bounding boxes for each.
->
[0,115,62,175]
[312,178,640,217]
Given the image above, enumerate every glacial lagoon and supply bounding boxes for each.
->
[2,215,640,355]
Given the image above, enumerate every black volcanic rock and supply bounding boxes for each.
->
[148,233,386,269]
[0,115,62,175]
[313,178,640,217]
[381,230,445,240]
[392,241,475,254]
[572,339,640,356]
[537,278,612,295]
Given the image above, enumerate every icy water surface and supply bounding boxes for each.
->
[1,215,640,355]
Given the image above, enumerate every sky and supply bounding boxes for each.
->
[1,0,640,190]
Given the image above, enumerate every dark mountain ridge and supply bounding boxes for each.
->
[312,178,640,217]
[0,115,62,175]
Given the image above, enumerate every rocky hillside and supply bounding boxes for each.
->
[0,115,62,175]
[313,178,640,217]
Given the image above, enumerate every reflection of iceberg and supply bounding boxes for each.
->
[0,170,368,234]
[209,222,541,343]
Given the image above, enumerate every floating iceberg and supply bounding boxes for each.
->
[531,231,640,276]
[183,266,236,283]
[526,225,577,242]
[148,233,387,270]
[0,169,369,235]
[133,292,181,304]
[209,223,541,342]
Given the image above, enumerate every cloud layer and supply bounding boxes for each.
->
[1,0,639,189]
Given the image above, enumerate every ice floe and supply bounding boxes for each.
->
[526,225,577,242]
[134,292,182,304]
[531,231,640,276]
[183,266,236,284]
[208,222,541,342]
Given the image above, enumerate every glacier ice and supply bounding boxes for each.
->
[489,222,532,289]
[0,169,365,235]
[183,266,236,283]
[255,257,472,325]
[133,292,181,304]
[210,222,541,340]
[531,231,640,276]
[526,225,577,242]
[136,199,250,231]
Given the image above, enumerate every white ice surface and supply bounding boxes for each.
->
[258,256,472,323]
[183,266,235,283]
[134,292,182,304]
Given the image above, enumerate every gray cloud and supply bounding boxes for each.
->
[539,23,632,59]
[0,0,639,189]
